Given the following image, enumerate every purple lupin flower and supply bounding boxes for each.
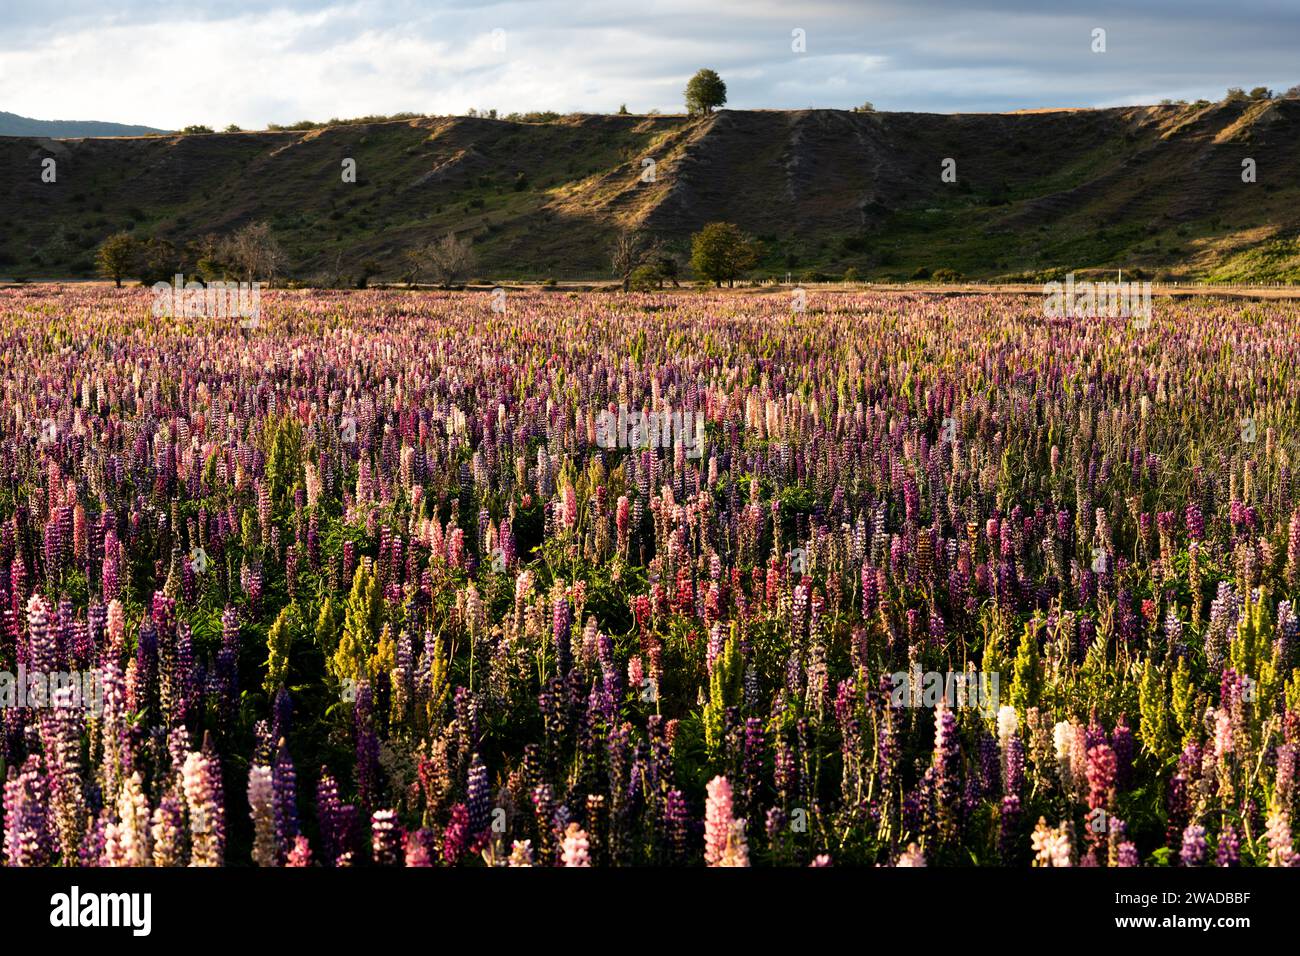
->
[530,782,556,861]
[998,795,1021,863]
[273,740,300,861]
[173,620,198,728]
[1217,822,1240,867]
[467,752,491,837]
[742,717,765,817]
[353,680,380,812]
[43,708,88,860]
[151,792,185,867]
[4,755,54,866]
[26,594,57,677]
[134,619,158,722]
[101,530,122,602]
[932,706,960,841]
[978,729,1000,800]
[1111,714,1134,790]
[765,805,789,862]
[664,789,689,864]
[1166,773,1190,855]
[552,593,572,675]
[443,802,470,864]
[1180,824,1207,866]
[79,812,108,867]
[214,605,240,728]
[315,768,356,867]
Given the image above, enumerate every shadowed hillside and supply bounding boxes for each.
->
[3,100,1299,282]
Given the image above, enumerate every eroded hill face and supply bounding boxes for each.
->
[3,101,1298,282]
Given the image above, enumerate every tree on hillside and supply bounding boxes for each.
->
[685,69,727,115]
[136,237,183,286]
[1285,85,1300,99]
[1248,86,1274,100]
[192,233,231,281]
[610,228,656,292]
[655,253,681,288]
[410,232,477,288]
[629,264,661,291]
[96,232,138,288]
[690,222,759,287]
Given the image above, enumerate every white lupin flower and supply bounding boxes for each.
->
[247,764,276,867]
[997,705,1019,747]
[116,772,152,868]
[1053,720,1074,790]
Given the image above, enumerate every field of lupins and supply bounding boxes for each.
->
[2,285,1299,869]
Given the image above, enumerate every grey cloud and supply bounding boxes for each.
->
[1,0,1296,124]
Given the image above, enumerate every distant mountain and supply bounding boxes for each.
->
[0,110,168,138]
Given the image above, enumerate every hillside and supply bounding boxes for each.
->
[3,100,1299,282]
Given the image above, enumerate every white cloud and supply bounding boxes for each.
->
[0,0,1296,127]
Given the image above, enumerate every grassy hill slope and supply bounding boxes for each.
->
[3,101,1298,282]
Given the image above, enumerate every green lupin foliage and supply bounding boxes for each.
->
[315,596,341,651]
[1287,670,1300,713]
[264,604,301,695]
[202,450,220,489]
[1138,657,1172,761]
[266,414,303,507]
[1170,655,1199,741]
[425,635,451,722]
[332,562,381,684]
[1009,620,1041,714]
[241,508,258,552]
[1229,592,1270,684]
[703,627,743,762]
[373,622,396,680]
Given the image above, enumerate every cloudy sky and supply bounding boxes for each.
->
[3,0,1298,129]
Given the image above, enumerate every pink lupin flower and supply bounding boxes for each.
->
[561,823,591,867]
[286,835,313,866]
[561,483,578,532]
[895,843,926,867]
[1265,809,1294,866]
[704,775,748,866]
[182,746,225,867]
